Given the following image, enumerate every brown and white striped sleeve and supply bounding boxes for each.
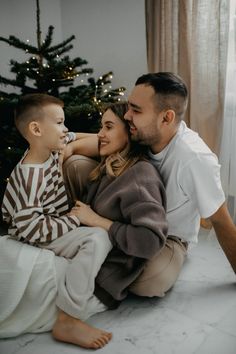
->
[2,156,80,244]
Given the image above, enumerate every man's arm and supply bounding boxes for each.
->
[210,202,236,273]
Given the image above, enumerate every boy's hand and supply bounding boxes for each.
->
[62,143,74,162]
[69,200,113,231]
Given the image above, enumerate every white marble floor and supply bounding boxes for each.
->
[0,228,236,354]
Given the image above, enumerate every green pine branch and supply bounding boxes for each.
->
[0,36,39,55]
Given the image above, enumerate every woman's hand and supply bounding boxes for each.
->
[69,201,113,231]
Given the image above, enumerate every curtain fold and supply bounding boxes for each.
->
[145,0,230,154]
[219,0,236,221]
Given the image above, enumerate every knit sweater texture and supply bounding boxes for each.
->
[83,160,168,307]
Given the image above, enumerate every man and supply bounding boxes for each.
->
[125,72,236,270]
[64,72,236,298]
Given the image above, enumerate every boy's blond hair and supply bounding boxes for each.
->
[15,93,64,138]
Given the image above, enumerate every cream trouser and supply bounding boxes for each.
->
[45,226,112,320]
[63,155,188,297]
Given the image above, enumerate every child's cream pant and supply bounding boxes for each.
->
[45,226,112,320]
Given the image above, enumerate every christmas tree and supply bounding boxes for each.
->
[0,0,125,222]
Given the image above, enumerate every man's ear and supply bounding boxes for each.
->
[162,110,175,125]
[29,121,42,136]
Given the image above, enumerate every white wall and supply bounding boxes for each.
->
[60,0,147,93]
[0,0,147,95]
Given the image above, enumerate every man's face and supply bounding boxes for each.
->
[124,84,164,152]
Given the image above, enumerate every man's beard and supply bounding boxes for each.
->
[131,130,161,147]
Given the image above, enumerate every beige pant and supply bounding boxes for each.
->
[63,155,188,298]
[45,226,112,320]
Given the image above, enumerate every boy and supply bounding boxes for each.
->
[2,93,112,349]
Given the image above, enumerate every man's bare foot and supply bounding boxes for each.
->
[52,310,112,349]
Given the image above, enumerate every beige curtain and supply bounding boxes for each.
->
[145,0,230,154]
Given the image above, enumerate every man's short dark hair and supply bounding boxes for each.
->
[135,72,188,121]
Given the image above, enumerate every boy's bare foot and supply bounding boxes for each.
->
[52,310,112,349]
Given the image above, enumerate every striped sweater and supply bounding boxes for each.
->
[2,151,80,245]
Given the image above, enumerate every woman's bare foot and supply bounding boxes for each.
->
[52,310,112,349]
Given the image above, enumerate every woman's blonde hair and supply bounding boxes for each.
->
[89,101,147,181]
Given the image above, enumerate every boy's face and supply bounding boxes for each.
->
[38,104,68,151]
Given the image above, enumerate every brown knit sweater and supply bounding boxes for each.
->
[84,160,168,308]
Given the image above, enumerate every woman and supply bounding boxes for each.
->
[0,102,167,349]
[68,101,168,309]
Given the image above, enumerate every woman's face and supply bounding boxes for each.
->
[97,109,129,157]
